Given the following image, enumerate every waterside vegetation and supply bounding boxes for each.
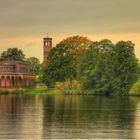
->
[0,36,140,96]
[43,36,138,96]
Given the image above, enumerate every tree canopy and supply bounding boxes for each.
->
[60,35,92,50]
[26,57,41,75]
[0,48,26,62]
[43,35,92,87]
[80,40,138,95]
[43,36,138,95]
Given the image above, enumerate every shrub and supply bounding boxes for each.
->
[54,80,81,90]
[129,81,140,95]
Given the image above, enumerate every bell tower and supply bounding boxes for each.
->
[43,37,52,62]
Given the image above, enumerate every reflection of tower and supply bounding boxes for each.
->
[43,37,52,62]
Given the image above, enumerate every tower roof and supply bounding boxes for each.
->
[43,37,52,41]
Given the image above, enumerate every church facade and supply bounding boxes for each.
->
[0,60,35,89]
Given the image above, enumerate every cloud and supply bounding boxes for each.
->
[0,0,140,61]
[0,0,140,33]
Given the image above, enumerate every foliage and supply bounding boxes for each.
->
[26,57,41,75]
[25,88,62,95]
[43,43,74,86]
[80,40,138,95]
[136,63,140,80]
[43,35,92,87]
[54,80,81,90]
[129,63,140,96]
[80,39,115,95]
[112,41,138,95]
[60,35,92,79]
[60,35,92,52]
[0,48,26,61]
[36,73,44,83]
[129,81,140,96]
[43,35,138,96]
[54,80,82,95]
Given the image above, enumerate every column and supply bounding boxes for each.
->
[0,76,1,88]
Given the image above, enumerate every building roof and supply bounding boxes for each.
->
[43,37,52,40]
[0,60,27,65]
[0,72,35,75]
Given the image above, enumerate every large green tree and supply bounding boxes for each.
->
[80,39,115,95]
[43,35,92,87]
[112,41,138,95]
[0,48,26,61]
[26,57,41,75]
[80,40,138,95]
[43,35,138,95]
[43,43,75,87]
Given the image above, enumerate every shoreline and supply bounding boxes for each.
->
[0,88,140,97]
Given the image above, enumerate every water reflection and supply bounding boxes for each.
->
[0,95,43,139]
[42,96,139,139]
[0,94,139,139]
[133,97,140,139]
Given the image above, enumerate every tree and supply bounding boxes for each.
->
[60,35,92,50]
[113,41,138,95]
[43,35,92,87]
[0,48,26,61]
[80,39,115,95]
[80,40,138,95]
[60,35,92,75]
[43,43,75,87]
[43,35,138,95]
[26,57,41,75]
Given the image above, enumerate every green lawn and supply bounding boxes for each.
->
[0,87,83,95]
[25,88,62,95]
[24,84,140,96]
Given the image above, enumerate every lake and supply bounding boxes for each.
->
[0,94,140,139]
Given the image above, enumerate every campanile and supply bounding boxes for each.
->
[43,37,52,62]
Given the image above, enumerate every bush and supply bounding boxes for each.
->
[129,81,140,95]
[54,80,81,90]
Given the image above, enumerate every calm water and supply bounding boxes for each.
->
[0,94,140,139]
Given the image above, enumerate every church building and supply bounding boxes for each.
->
[0,60,35,90]
[0,36,52,91]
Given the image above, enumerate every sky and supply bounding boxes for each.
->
[0,0,140,62]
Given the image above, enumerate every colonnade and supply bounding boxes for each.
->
[0,75,35,88]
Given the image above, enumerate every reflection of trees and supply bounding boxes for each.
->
[0,95,43,139]
[42,95,138,139]
[133,97,140,140]
[0,94,138,139]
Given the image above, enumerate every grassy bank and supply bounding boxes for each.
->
[25,88,62,95]
[22,84,140,96]
[0,87,83,95]
[0,88,62,95]
[1,84,140,96]
[25,88,83,95]
[58,89,83,95]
